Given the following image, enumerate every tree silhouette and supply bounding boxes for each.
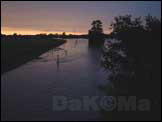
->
[91,20,103,33]
[62,32,66,38]
[102,15,161,115]
[145,14,161,39]
[88,20,104,47]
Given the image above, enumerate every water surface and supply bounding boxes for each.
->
[1,39,109,121]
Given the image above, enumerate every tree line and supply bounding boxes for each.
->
[101,14,161,120]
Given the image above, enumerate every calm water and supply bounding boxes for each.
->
[1,39,109,121]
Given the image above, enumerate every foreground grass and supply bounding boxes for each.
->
[1,37,66,74]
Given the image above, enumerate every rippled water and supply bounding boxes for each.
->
[1,39,109,121]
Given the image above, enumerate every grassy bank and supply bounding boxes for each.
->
[1,36,66,74]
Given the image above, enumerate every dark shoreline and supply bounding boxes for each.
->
[1,39,66,75]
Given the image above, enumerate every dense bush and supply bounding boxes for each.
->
[102,14,161,98]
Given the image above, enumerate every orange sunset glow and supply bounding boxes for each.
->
[2,1,126,35]
[1,27,87,35]
[1,1,161,121]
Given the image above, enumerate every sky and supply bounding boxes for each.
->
[1,1,161,35]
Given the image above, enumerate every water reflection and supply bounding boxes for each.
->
[74,39,78,48]
[1,39,109,121]
[56,54,60,71]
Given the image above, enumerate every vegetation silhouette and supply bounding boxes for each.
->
[88,20,105,47]
[1,31,98,74]
[101,14,161,121]
[1,35,66,74]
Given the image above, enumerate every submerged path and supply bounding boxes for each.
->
[1,39,109,121]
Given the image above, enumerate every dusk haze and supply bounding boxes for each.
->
[1,1,161,35]
[1,1,161,121]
